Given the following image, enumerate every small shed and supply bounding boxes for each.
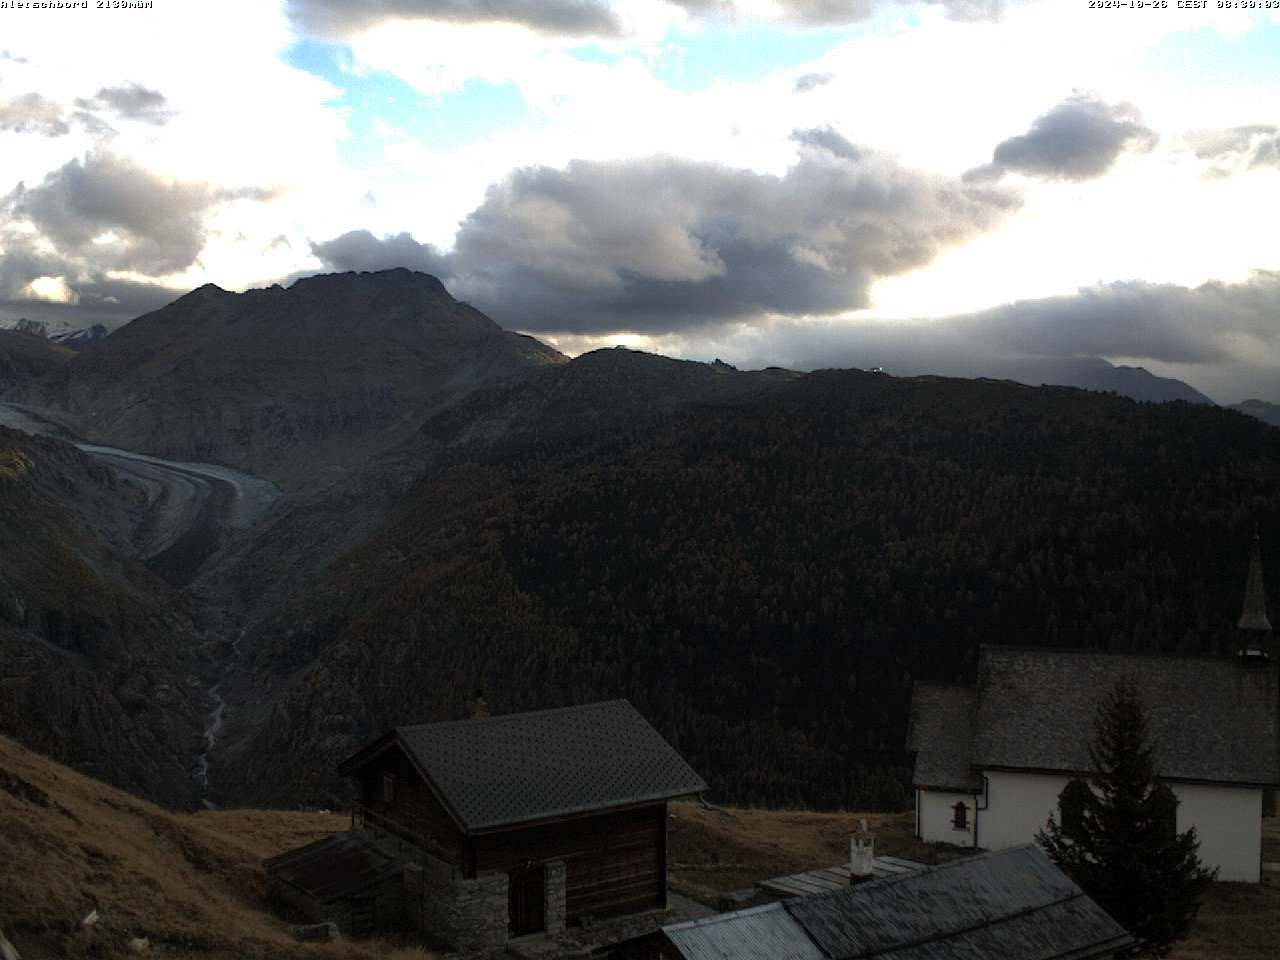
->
[264,832,404,936]
[617,845,1134,960]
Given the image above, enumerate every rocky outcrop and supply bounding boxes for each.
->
[0,329,73,394]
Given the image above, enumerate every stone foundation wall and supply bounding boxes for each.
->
[406,849,509,956]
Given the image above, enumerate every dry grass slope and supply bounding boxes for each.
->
[1,740,1273,959]
[0,735,428,960]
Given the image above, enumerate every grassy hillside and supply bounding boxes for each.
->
[1,736,1271,959]
[0,735,426,960]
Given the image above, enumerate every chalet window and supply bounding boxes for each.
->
[382,771,396,804]
[952,801,968,830]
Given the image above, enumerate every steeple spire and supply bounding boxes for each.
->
[1238,530,1272,633]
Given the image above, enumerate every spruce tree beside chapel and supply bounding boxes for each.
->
[1036,675,1216,958]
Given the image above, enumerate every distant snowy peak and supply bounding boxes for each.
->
[51,324,109,350]
[0,318,110,350]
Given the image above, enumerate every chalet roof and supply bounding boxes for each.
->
[907,683,981,791]
[660,846,1132,960]
[953,646,1280,786]
[342,699,707,832]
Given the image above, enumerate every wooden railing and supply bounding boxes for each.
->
[351,800,439,854]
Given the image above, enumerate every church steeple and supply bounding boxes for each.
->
[1238,530,1272,633]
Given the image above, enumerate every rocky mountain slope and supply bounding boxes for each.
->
[0,329,73,393]
[213,361,1280,809]
[0,427,206,807]
[17,270,565,488]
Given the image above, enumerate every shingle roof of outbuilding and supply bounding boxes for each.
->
[264,832,401,903]
[971,646,1280,786]
[664,903,826,960]
[340,699,707,832]
[907,683,981,791]
[659,846,1132,960]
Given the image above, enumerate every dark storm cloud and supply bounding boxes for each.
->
[442,151,1015,333]
[793,72,833,93]
[953,274,1279,363]
[311,230,453,277]
[6,152,217,274]
[308,149,1015,334]
[286,0,621,38]
[0,92,71,137]
[75,83,170,125]
[790,126,860,161]
[705,272,1280,381]
[966,94,1157,183]
[0,224,186,325]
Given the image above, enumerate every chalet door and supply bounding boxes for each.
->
[508,866,545,936]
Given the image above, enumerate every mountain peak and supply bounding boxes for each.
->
[287,268,451,298]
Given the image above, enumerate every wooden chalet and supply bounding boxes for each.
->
[336,699,707,939]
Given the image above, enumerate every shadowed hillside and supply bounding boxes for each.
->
[0,427,205,807]
[216,362,1280,810]
[0,329,73,392]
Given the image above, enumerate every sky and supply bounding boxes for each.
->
[0,0,1277,402]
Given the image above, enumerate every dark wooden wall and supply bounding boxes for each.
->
[471,803,666,922]
[357,747,466,865]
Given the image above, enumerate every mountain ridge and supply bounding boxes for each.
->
[12,270,565,487]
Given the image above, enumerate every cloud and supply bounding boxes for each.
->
[0,223,184,327]
[311,229,452,276]
[790,126,860,161]
[662,271,1280,384]
[966,93,1157,183]
[1186,124,1280,175]
[2,152,280,297]
[309,147,1017,334]
[951,273,1280,364]
[287,0,1020,39]
[400,148,1017,333]
[75,83,170,125]
[671,0,1012,26]
[286,0,621,38]
[5,152,217,274]
[0,92,70,137]
[793,72,833,93]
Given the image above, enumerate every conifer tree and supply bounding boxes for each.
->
[1036,675,1216,958]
